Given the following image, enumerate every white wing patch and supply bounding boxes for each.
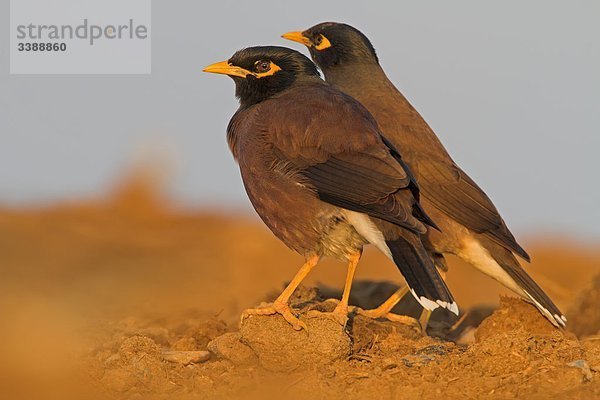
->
[343,210,392,258]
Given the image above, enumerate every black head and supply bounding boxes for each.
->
[282,22,378,71]
[204,46,320,107]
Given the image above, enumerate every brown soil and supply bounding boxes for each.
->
[1,177,599,399]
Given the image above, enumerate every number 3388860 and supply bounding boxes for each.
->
[18,42,67,52]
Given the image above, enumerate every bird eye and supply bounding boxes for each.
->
[313,34,331,50]
[255,60,271,73]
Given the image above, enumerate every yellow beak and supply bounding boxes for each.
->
[203,60,251,78]
[281,31,312,47]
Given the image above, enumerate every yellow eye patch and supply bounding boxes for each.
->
[253,61,282,78]
[315,34,331,50]
[281,31,332,51]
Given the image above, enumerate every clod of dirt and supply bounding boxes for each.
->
[568,274,600,338]
[208,332,258,365]
[582,336,600,372]
[173,316,228,349]
[161,350,210,365]
[170,336,199,351]
[351,313,423,354]
[239,312,351,372]
[460,296,587,391]
[475,296,559,341]
[567,359,593,382]
[133,326,171,347]
[101,335,169,393]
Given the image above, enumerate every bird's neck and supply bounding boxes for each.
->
[323,61,451,160]
[322,61,421,124]
[323,62,390,92]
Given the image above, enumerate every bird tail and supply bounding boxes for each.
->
[486,240,566,327]
[385,232,458,315]
[344,211,458,315]
[467,235,566,327]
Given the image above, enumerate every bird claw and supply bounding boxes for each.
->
[357,308,422,333]
[241,301,307,331]
[307,304,349,327]
[319,298,358,312]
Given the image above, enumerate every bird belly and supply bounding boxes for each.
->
[241,168,364,259]
[316,213,367,259]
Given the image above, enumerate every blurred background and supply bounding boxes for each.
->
[2,0,599,238]
[0,1,599,397]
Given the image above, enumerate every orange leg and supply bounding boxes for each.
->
[357,285,418,323]
[308,251,361,326]
[241,255,320,331]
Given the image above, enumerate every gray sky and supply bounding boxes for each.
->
[1,1,599,240]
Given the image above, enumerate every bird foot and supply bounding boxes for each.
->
[320,298,357,312]
[357,308,422,333]
[241,301,307,331]
[307,303,350,327]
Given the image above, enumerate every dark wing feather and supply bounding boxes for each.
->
[417,157,530,261]
[302,153,426,233]
[262,84,432,234]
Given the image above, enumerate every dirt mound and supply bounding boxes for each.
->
[2,187,599,399]
[81,289,599,400]
[568,274,600,337]
[83,313,228,399]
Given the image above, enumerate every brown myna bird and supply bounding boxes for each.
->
[203,46,458,330]
[283,23,566,328]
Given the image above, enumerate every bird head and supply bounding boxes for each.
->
[282,22,378,71]
[203,46,320,107]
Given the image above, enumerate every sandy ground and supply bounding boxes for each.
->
[1,178,599,399]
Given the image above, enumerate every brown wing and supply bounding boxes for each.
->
[417,156,530,261]
[301,152,427,233]
[261,84,432,234]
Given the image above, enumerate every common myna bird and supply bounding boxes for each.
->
[203,46,458,330]
[283,23,566,328]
